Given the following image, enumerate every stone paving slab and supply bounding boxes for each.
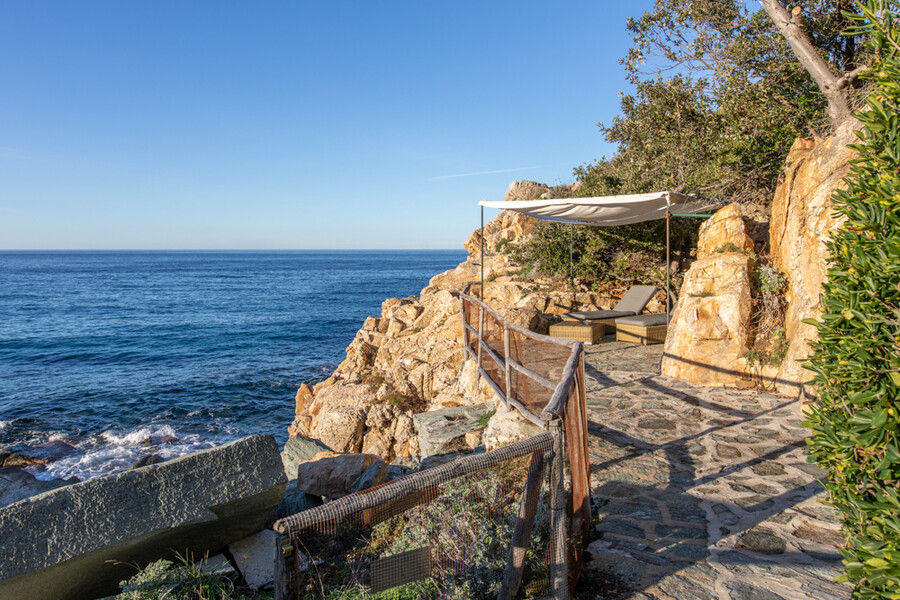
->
[581,339,851,600]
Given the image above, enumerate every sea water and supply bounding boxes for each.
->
[0,250,466,481]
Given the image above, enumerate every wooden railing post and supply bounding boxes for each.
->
[274,533,299,600]
[548,419,569,599]
[499,449,544,600]
[477,307,484,368]
[503,325,512,400]
[461,296,469,352]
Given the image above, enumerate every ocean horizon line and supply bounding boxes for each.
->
[0,248,464,253]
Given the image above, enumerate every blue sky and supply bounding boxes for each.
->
[0,1,655,249]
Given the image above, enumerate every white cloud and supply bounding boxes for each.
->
[428,165,547,181]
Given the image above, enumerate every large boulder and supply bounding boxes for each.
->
[767,119,856,396]
[295,452,388,498]
[413,403,493,458]
[463,180,546,256]
[0,467,76,508]
[0,435,286,600]
[696,203,756,259]
[661,252,754,387]
[483,403,543,451]
[280,434,331,481]
[307,400,368,453]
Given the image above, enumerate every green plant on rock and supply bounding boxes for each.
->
[477,409,496,428]
[754,263,788,295]
[804,2,900,597]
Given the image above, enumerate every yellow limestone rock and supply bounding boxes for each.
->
[696,203,756,259]
[289,179,646,460]
[463,180,547,256]
[662,253,754,387]
[767,119,856,396]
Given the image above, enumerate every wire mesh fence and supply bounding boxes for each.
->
[274,433,559,599]
[273,284,590,600]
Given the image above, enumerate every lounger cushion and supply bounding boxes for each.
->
[614,285,658,314]
[615,314,669,327]
[562,310,635,321]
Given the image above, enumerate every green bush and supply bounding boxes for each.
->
[510,218,700,286]
[803,2,900,597]
[753,263,787,295]
[117,554,269,600]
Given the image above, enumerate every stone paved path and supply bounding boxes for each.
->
[581,336,851,600]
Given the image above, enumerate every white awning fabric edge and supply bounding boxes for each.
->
[478,191,724,227]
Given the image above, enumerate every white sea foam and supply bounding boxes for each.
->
[99,424,177,447]
[34,424,230,482]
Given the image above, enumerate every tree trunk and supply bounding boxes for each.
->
[760,0,858,124]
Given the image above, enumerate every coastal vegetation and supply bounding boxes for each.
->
[117,555,273,600]
[804,1,900,596]
[508,0,868,285]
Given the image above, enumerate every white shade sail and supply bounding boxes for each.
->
[478,191,723,227]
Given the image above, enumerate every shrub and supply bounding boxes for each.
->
[477,409,496,428]
[803,3,900,597]
[117,554,268,600]
[753,263,787,295]
[510,218,700,287]
[714,242,745,254]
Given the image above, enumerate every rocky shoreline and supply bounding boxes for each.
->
[0,116,855,597]
[287,179,667,467]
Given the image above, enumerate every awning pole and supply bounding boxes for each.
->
[569,223,574,291]
[480,204,485,300]
[666,210,671,325]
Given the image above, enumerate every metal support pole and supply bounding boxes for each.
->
[666,210,671,325]
[569,223,574,291]
[480,205,485,300]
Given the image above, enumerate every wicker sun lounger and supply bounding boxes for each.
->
[561,285,658,326]
[548,320,606,344]
[615,313,669,345]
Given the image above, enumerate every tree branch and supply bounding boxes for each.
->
[759,0,852,123]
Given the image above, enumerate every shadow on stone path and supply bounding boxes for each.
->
[579,336,851,600]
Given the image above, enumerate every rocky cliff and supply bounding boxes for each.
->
[662,118,858,394]
[767,118,856,396]
[288,180,663,461]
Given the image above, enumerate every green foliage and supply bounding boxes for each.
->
[477,409,496,428]
[317,580,438,600]
[743,328,789,367]
[510,218,700,284]
[754,263,788,295]
[804,3,900,597]
[495,238,512,254]
[714,242,756,258]
[117,554,268,600]
[299,460,550,599]
[578,0,864,205]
